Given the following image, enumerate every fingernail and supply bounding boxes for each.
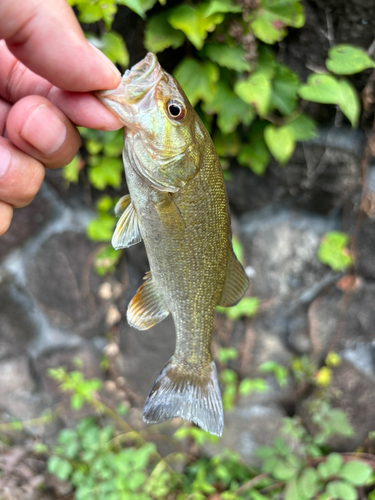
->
[89,42,122,81]
[0,146,11,178]
[21,105,67,155]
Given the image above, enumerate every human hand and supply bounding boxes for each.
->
[0,0,123,236]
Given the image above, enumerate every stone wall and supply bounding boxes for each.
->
[1,0,375,466]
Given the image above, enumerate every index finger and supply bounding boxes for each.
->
[0,0,121,92]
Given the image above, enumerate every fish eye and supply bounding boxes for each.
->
[166,100,186,121]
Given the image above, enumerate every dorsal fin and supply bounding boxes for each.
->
[112,195,142,250]
[219,252,249,307]
[127,272,170,330]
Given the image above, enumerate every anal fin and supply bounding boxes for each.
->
[127,272,169,330]
[112,195,142,250]
[219,252,249,307]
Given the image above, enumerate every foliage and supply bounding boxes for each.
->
[65,0,374,278]
[6,352,371,499]
[318,231,353,272]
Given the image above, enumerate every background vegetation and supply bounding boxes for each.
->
[1,0,375,498]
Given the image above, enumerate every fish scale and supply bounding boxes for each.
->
[97,52,249,436]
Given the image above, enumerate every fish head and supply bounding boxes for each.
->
[97,53,203,192]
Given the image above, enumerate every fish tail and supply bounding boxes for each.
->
[143,357,223,437]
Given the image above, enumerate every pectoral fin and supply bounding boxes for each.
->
[219,252,249,307]
[127,272,170,330]
[112,195,142,250]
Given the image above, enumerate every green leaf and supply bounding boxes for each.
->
[298,467,321,499]
[250,0,305,44]
[86,32,128,67]
[102,130,124,157]
[216,297,259,320]
[259,361,288,386]
[339,460,373,486]
[270,64,300,115]
[318,453,343,479]
[144,11,185,53]
[298,74,360,127]
[264,124,295,164]
[202,0,242,16]
[284,114,317,141]
[273,457,300,480]
[284,477,299,500]
[47,456,72,482]
[326,480,357,500]
[62,155,81,184]
[77,2,117,28]
[318,231,352,271]
[232,236,244,263]
[326,44,375,75]
[88,157,123,190]
[213,130,241,157]
[203,81,254,133]
[87,214,116,242]
[168,4,224,50]
[218,347,238,363]
[117,0,156,19]
[205,44,252,72]
[94,245,121,275]
[238,378,268,395]
[238,136,270,176]
[338,80,360,127]
[101,32,129,68]
[174,58,219,106]
[221,368,238,384]
[235,72,272,117]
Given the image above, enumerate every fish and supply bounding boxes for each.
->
[97,53,249,436]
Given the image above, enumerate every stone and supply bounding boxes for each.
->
[226,127,362,216]
[239,205,339,301]
[0,184,57,262]
[304,360,375,451]
[33,343,103,425]
[0,273,39,360]
[312,282,375,357]
[118,316,176,398]
[26,231,114,338]
[204,390,287,466]
[356,214,375,281]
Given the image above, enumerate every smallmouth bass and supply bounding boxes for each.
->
[97,53,249,436]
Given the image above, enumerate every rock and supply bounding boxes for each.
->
[204,390,287,466]
[356,214,375,281]
[0,356,51,433]
[239,205,339,301]
[227,127,362,216]
[118,316,176,398]
[310,360,375,451]
[0,185,57,261]
[0,273,39,360]
[311,281,375,357]
[26,231,112,338]
[33,343,103,425]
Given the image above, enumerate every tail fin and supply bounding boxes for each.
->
[143,357,223,437]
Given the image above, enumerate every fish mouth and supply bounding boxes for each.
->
[96,52,162,126]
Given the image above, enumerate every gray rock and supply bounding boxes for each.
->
[204,390,287,466]
[118,316,176,398]
[226,127,362,216]
[0,273,39,360]
[26,231,110,338]
[312,282,375,358]
[314,360,375,451]
[240,205,338,301]
[0,186,57,262]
